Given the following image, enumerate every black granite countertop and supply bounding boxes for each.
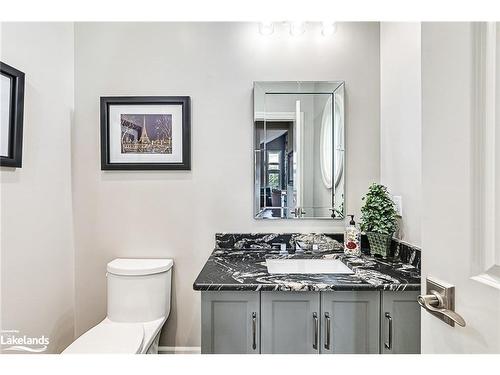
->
[193,247,421,292]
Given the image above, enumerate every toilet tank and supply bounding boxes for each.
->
[106,258,173,323]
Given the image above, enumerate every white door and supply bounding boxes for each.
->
[421,22,500,353]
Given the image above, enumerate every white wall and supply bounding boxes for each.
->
[72,22,381,347]
[0,22,75,353]
[380,22,422,247]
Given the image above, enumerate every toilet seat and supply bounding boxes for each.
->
[63,320,144,354]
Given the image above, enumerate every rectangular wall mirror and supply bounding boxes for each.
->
[253,81,345,219]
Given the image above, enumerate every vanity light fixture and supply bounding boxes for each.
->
[258,22,274,35]
[289,21,306,36]
[257,21,336,37]
[321,22,337,36]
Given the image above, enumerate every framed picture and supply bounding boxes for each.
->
[100,96,191,170]
[1,62,25,168]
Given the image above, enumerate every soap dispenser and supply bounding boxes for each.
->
[344,215,361,256]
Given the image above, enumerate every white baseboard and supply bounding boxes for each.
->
[158,346,201,354]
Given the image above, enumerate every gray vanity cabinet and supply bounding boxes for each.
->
[201,291,260,354]
[320,291,380,354]
[200,290,421,354]
[380,291,421,354]
[260,292,320,354]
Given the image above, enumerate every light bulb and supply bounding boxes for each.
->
[321,22,337,36]
[259,22,274,35]
[289,21,305,36]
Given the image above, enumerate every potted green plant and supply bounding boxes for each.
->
[360,183,398,258]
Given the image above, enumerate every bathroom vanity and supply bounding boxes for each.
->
[194,233,421,354]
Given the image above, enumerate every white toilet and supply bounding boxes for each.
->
[63,258,173,354]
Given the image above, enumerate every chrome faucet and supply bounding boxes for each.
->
[272,243,288,255]
[295,241,305,253]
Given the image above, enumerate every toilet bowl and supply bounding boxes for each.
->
[63,258,173,354]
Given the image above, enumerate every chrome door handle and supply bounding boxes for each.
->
[419,277,466,327]
[418,291,466,327]
[384,312,393,350]
[293,207,307,217]
[324,312,331,350]
[251,312,257,350]
[312,312,318,350]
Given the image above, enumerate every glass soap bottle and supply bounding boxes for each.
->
[344,215,361,256]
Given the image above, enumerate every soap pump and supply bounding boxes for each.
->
[344,214,361,256]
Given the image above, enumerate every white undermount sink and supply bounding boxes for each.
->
[266,259,354,274]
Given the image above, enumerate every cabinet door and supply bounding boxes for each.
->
[201,291,260,354]
[261,292,320,354]
[320,291,380,354]
[381,291,421,354]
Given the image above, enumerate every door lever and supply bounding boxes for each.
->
[418,277,466,327]
[418,291,466,327]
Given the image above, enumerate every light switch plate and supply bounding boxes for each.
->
[392,195,403,217]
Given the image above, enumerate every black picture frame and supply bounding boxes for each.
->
[0,62,25,168]
[100,96,191,170]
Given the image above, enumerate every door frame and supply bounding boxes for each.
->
[470,22,500,289]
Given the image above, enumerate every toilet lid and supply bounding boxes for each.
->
[107,258,173,276]
[63,322,144,354]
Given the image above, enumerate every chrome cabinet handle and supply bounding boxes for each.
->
[384,312,393,350]
[418,292,466,327]
[251,312,257,350]
[312,312,318,350]
[324,312,331,350]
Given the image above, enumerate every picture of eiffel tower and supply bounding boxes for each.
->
[121,113,172,154]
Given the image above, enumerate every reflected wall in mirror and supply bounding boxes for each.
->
[254,81,345,219]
